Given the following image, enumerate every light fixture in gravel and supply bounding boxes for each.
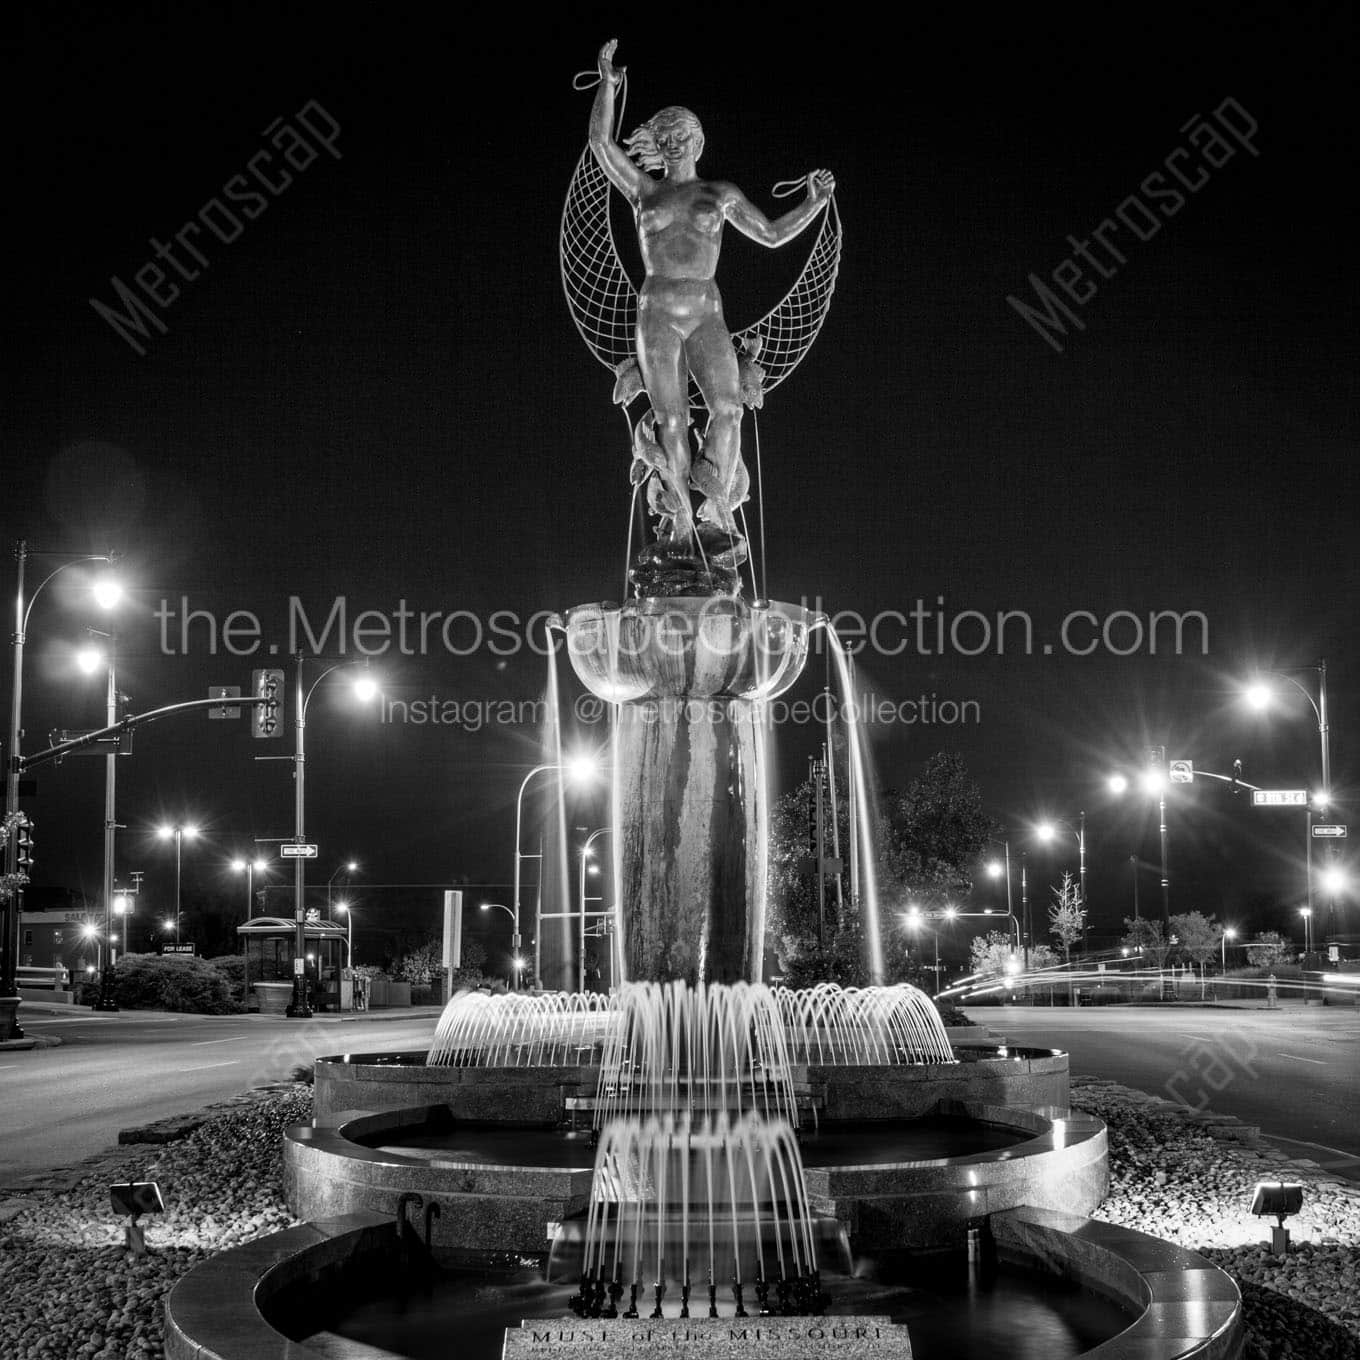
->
[1250,1180,1304,1255]
[110,1179,164,1256]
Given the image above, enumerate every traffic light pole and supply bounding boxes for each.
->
[1,545,29,1040]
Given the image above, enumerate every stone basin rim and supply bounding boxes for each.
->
[163,1206,1244,1360]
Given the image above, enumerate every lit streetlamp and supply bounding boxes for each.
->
[232,855,271,998]
[286,658,379,1018]
[1108,765,1171,925]
[513,753,601,989]
[327,859,358,917]
[334,900,355,968]
[983,845,1023,961]
[1035,812,1088,950]
[1299,907,1313,956]
[156,823,200,946]
[1245,662,1336,937]
[1221,926,1237,972]
[480,901,517,985]
[2,544,120,1040]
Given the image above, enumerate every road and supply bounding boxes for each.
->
[973,1004,1360,1176]
[0,1005,441,1185]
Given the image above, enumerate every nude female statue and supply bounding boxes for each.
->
[589,40,835,547]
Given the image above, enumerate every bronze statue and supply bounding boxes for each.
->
[587,40,834,557]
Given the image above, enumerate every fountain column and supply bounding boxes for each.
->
[615,695,764,983]
[561,596,819,985]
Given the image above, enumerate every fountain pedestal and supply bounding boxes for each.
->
[562,597,821,984]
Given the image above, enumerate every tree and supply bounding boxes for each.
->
[1048,872,1086,1001]
[969,929,1057,981]
[882,753,995,906]
[1244,929,1292,967]
[1122,916,1171,970]
[1169,910,1222,996]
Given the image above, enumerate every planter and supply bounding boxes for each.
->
[252,982,293,1015]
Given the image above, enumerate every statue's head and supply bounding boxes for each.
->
[626,106,705,171]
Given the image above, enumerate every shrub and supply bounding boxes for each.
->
[207,954,247,1004]
[111,953,237,1014]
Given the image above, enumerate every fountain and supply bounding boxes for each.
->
[165,37,1245,1360]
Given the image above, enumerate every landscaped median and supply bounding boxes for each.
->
[0,1078,1355,1359]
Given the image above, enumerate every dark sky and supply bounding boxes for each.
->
[5,3,1357,956]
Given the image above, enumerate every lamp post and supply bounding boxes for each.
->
[3,543,120,1040]
[326,860,358,918]
[286,657,379,1018]
[1035,812,1087,950]
[578,827,611,991]
[335,900,355,968]
[1221,925,1237,972]
[480,901,519,984]
[232,855,270,999]
[156,823,199,946]
[78,631,123,1011]
[984,842,1024,963]
[1299,907,1313,956]
[1109,769,1170,925]
[1245,662,1335,937]
[513,754,600,989]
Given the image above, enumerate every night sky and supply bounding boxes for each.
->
[6,4,1358,962]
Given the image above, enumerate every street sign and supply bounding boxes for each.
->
[1169,760,1194,783]
[1311,824,1348,838]
[1252,789,1309,807]
[51,728,132,756]
[281,843,319,858]
[208,685,241,719]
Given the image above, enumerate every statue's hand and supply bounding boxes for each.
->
[598,39,624,89]
[807,169,836,202]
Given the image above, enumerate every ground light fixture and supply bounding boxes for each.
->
[1250,1181,1304,1254]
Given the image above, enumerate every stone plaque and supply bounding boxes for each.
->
[504,1316,911,1360]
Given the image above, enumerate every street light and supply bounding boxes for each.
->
[1109,764,1171,925]
[78,629,124,1012]
[578,828,612,991]
[334,900,355,968]
[983,846,1023,960]
[1299,907,1313,955]
[232,855,271,997]
[157,823,200,946]
[3,543,120,1042]
[1244,662,1334,936]
[326,859,358,917]
[1035,812,1087,950]
[1221,926,1237,971]
[512,753,602,989]
[480,901,517,984]
[286,658,380,1018]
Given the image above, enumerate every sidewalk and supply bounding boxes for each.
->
[13,999,447,1024]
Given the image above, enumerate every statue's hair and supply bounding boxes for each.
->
[625,106,705,171]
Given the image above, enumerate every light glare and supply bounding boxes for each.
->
[93,576,123,610]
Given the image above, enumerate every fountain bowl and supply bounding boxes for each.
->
[560,597,822,703]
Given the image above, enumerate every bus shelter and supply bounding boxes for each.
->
[236,916,353,1011]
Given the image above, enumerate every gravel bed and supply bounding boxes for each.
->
[0,1078,1355,1358]
[1072,1077,1360,1359]
[0,1085,310,1360]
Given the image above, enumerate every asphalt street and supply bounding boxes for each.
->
[2,1001,1356,1186]
[974,1004,1360,1177]
[0,1005,441,1185]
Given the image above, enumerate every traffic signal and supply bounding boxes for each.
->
[251,668,285,738]
[16,818,34,871]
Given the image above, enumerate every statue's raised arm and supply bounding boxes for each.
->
[588,41,647,203]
